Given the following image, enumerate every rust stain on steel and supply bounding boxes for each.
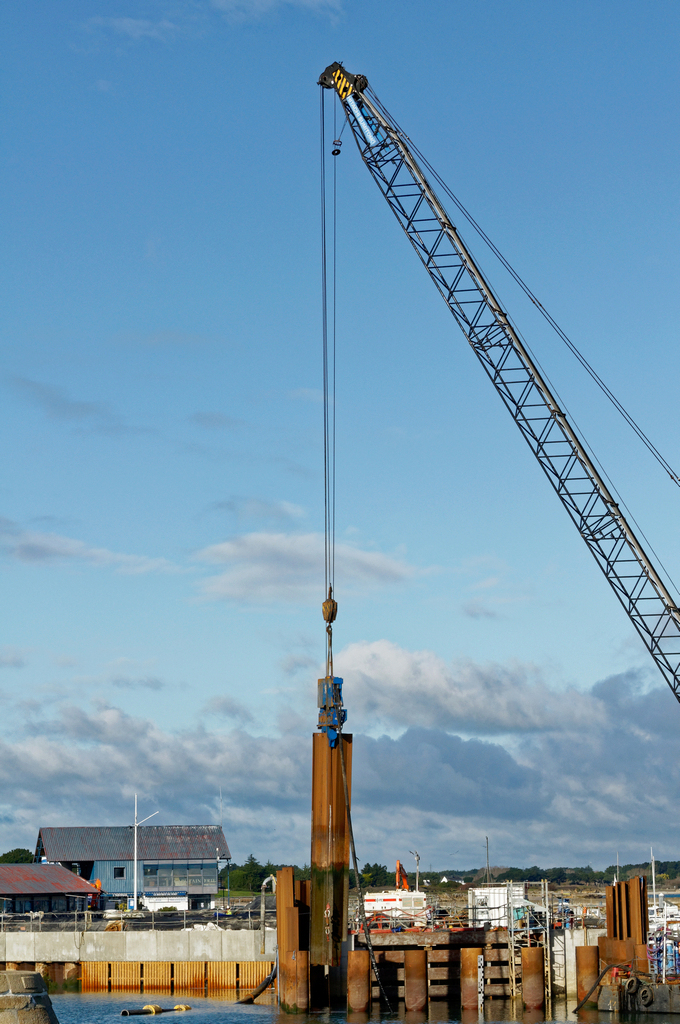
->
[606,877,648,946]
[310,732,352,967]
[347,949,370,1012]
[404,949,427,1012]
[521,946,545,1009]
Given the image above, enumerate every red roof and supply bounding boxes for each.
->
[0,863,98,897]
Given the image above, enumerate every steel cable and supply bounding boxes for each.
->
[320,89,330,598]
[360,85,680,602]
[366,86,680,489]
[322,85,388,1009]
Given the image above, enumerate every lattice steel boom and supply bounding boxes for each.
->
[319,62,680,702]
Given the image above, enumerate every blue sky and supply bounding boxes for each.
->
[2,0,680,871]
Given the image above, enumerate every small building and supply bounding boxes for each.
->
[35,825,230,911]
[0,863,98,913]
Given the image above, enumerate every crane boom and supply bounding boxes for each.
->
[319,63,680,702]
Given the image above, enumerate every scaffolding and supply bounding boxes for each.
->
[506,880,551,1002]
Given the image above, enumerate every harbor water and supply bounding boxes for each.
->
[46,993,640,1024]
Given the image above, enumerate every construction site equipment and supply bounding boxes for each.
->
[396,860,409,891]
[318,62,680,704]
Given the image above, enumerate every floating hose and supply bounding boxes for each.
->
[121,1006,191,1016]
[236,963,277,1005]
[571,961,633,1013]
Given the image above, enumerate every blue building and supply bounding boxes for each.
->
[35,825,230,910]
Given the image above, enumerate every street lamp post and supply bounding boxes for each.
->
[132,795,159,911]
[410,850,420,893]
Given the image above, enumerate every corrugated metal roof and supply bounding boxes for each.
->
[38,825,231,862]
[0,864,98,897]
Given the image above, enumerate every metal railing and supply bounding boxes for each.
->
[0,907,276,933]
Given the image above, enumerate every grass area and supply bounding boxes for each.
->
[217,889,254,898]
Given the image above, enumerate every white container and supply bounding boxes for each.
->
[364,890,428,921]
[468,885,526,927]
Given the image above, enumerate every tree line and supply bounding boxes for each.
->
[220,856,680,892]
[3,849,676,889]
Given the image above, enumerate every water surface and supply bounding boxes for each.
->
[48,993,622,1024]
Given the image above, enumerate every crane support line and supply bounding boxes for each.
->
[317,63,680,703]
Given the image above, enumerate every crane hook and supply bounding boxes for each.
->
[332,139,342,156]
[322,585,337,624]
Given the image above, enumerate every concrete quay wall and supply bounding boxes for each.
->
[0,928,276,964]
[551,928,606,997]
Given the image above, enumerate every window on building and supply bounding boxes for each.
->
[144,865,158,888]
[188,865,203,887]
[202,869,217,887]
[113,866,126,879]
[173,865,187,887]
[158,867,172,887]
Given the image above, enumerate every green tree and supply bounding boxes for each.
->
[0,848,32,864]
[361,863,391,888]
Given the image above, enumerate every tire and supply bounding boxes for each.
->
[625,977,640,994]
[639,985,654,1007]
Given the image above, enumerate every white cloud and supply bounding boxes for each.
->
[195,532,417,602]
[286,388,324,403]
[336,639,607,735]
[1,664,680,870]
[87,18,179,42]
[211,497,305,523]
[210,0,340,21]
[0,519,176,575]
[111,676,166,691]
[189,412,244,430]
[203,696,254,724]
[280,653,317,676]
[461,600,499,619]
[9,377,150,436]
[0,648,25,669]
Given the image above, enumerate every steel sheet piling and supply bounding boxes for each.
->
[295,952,309,1012]
[404,949,427,1011]
[347,950,370,1012]
[576,945,599,1007]
[310,732,352,967]
[635,942,649,974]
[460,947,482,1009]
[521,947,544,1009]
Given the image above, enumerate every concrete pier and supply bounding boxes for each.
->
[0,972,58,1024]
[0,927,275,965]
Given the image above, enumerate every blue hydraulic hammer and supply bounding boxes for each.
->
[318,586,346,747]
[317,675,346,748]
